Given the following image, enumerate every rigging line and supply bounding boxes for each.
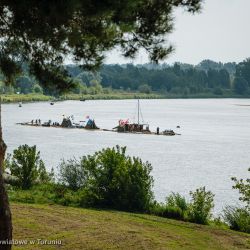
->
[139,103,145,123]
[132,102,137,123]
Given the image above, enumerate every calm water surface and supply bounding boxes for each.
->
[3,99,250,213]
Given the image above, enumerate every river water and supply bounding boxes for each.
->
[2,99,250,213]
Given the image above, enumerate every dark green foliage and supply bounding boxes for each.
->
[33,84,43,94]
[213,87,223,95]
[235,58,250,86]
[58,146,154,212]
[1,58,244,97]
[7,145,52,189]
[231,168,250,211]
[138,84,152,94]
[150,189,216,225]
[223,206,250,234]
[233,77,249,95]
[149,193,189,221]
[59,158,87,191]
[228,168,250,232]
[98,62,235,96]
[188,187,214,225]
[0,1,202,92]
[81,145,154,212]
[149,202,186,220]
[8,183,80,207]
[15,76,33,94]
[233,58,250,95]
[166,192,188,212]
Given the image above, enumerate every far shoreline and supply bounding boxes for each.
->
[1,93,250,104]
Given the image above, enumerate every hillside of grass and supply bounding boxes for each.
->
[11,202,249,250]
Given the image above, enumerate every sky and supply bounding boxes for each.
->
[105,0,250,65]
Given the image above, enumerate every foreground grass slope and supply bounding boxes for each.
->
[12,203,249,250]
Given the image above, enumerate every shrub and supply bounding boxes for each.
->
[149,193,188,221]
[58,158,87,191]
[60,146,154,212]
[166,192,188,212]
[8,145,51,189]
[188,187,214,225]
[223,206,250,233]
[223,168,250,233]
[231,168,250,211]
[149,202,185,220]
[138,84,152,94]
[213,87,223,95]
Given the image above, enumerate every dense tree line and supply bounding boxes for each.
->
[65,58,250,96]
[1,59,250,97]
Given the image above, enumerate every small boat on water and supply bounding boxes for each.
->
[18,102,22,107]
[50,102,54,105]
[113,100,178,136]
[113,100,150,134]
[18,116,99,130]
[17,100,179,136]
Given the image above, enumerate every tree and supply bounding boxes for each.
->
[0,0,202,247]
[235,58,250,86]
[231,168,250,211]
[8,145,45,189]
[233,77,249,95]
[188,187,214,224]
[32,84,43,94]
[76,146,154,211]
[138,84,152,94]
[59,158,87,191]
[15,76,33,94]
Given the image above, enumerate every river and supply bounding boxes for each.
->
[2,98,250,213]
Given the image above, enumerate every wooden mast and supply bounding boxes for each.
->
[137,99,140,125]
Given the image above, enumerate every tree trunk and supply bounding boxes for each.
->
[0,100,12,249]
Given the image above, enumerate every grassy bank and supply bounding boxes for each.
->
[2,92,250,104]
[11,202,249,250]
[61,92,164,100]
[1,93,51,103]
[49,92,250,101]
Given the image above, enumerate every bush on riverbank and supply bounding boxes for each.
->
[223,206,250,233]
[188,187,214,225]
[58,146,154,212]
[6,145,53,189]
[5,145,250,233]
[222,168,250,233]
[149,189,214,225]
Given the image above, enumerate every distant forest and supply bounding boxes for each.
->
[1,59,250,97]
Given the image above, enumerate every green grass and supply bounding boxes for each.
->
[1,93,51,103]
[1,91,250,104]
[11,202,250,250]
[60,92,164,100]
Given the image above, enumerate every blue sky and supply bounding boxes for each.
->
[105,0,250,65]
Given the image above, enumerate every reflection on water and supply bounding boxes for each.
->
[3,98,250,212]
